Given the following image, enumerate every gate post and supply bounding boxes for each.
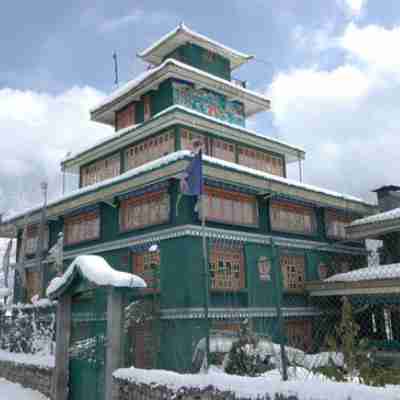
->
[105,288,123,400]
[53,294,71,400]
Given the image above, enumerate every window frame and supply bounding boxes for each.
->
[208,244,245,291]
[270,201,317,236]
[132,249,161,292]
[119,190,171,233]
[203,186,259,228]
[64,210,101,246]
[280,253,306,293]
[325,210,353,240]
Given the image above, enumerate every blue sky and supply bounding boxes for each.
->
[1,0,400,213]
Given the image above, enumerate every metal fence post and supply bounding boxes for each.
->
[271,238,288,381]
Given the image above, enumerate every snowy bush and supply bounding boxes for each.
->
[0,304,55,355]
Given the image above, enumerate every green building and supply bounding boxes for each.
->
[0,24,376,372]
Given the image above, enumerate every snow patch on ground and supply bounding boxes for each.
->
[0,378,49,400]
[326,262,400,282]
[114,367,400,400]
[46,255,146,297]
[0,350,54,368]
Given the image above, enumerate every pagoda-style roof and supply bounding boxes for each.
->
[67,105,304,173]
[3,150,375,230]
[91,58,270,125]
[138,23,253,70]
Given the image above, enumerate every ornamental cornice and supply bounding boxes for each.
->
[64,106,302,171]
[56,224,367,262]
[159,306,322,320]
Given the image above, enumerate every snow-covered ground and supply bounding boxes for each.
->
[114,366,400,400]
[0,350,54,369]
[0,378,48,400]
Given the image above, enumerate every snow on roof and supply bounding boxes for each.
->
[113,366,399,400]
[325,263,400,283]
[0,349,54,369]
[0,288,11,298]
[46,255,146,298]
[350,207,400,227]
[201,153,367,205]
[90,58,268,115]
[138,23,253,70]
[4,150,371,224]
[4,151,187,223]
[66,104,302,166]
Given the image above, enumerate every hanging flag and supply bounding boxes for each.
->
[176,150,203,215]
[2,239,12,288]
[180,149,203,196]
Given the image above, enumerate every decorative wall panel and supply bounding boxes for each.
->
[172,81,245,126]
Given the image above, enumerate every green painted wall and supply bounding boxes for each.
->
[164,43,231,80]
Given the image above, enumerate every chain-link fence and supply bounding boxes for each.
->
[123,234,400,388]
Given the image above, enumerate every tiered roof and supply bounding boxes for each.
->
[138,23,253,70]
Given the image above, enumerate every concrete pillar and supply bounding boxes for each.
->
[105,288,123,400]
[53,294,71,400]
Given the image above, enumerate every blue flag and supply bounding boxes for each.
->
[180,150,203,196]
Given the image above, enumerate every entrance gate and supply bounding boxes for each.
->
[69,288,107,400]
[49,256,146,400]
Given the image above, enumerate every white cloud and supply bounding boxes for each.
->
[98,9,173,33]
[341,23,400,75]
[338,0,367,18]
[266,22,400,202]
[0,86,112,214]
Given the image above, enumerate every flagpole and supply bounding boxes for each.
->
[201,192,210,371]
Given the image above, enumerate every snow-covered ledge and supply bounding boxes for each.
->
[113,367,400,400]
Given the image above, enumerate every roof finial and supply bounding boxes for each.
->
[178,21,185,30]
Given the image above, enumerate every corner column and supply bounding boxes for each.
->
[53,294,71,400]
[105,288,123,400]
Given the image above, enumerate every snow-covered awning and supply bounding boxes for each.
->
[346,207,400,240]
[138,23,253,70]
[326,263,400,283]
[46,255,146,299]
[306,263,400,298]
[0,288,11,298]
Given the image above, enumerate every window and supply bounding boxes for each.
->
[25,269,41,302]
[270,201,316,235]
[133,250,160,289]
[64,211,100,245]
[116,103,135,131]
[325,211,353,239]
[203,187,258,226]
[238,146,284,176]
[125,131,175,171]
[281,254,306,292]
[209,245,244,290]
[286,320,312,351]
[120,191,170,231]
[25,225,49,255]
[212,139,235,163]
[181,129,209,154]
[81,153,120,187]
[143,95,151,121]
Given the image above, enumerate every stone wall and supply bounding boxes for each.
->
[112,377,300,400]
[0,360,54,398]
